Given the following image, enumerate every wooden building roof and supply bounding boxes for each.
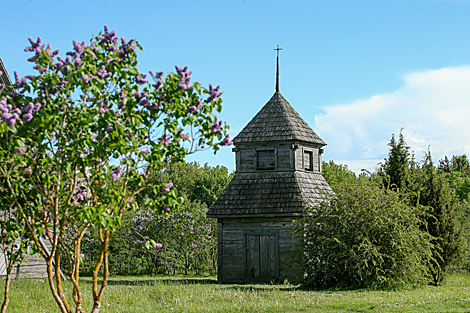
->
[0,57,12,86]
[207,171,331,217]
[233,92,326,146]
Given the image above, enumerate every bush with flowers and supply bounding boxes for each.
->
[0,26,231,313]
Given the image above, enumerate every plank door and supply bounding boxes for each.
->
[243,230,279,281]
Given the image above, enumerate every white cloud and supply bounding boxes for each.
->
[315,66,470,173]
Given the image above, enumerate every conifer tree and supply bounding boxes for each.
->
[420,151,465,285]
[451,155,470,177]
[379,129,411,192]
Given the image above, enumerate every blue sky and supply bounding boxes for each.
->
[2,0,470,173]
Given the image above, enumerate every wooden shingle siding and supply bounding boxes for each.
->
[208,171,331,216]
[233,92,326,145]
[0,57,12,87]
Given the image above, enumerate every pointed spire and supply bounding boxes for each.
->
[274,45,282,92]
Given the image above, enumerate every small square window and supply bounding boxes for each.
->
[304,151,313,171]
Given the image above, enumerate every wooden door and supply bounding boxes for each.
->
[243,230,279,280]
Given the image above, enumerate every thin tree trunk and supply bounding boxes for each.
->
[1,270,11,313]
[46,258,70,313]
[91,229,111,313]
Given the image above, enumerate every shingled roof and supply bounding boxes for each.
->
[0,57,12,87]
[233,91,326,145]
[207,171,331,217]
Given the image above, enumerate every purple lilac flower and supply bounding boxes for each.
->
[181,133,190,139]
[32,103,41,113]
[2,113,17,126]
[97,65,112,79]
[111,167,121,180]
[99,25,117,44]
[82,74,90,84]
[155,243,163,249]
[141,150,149,154]
[154,80,163,90]
[210,116,223,134]
[23,113,33,122]
[24,37,42,52]
[127,197,133,203]
[73,40,87,57]
[107,125,113,132]
[175,65,192,90]
[162,205,170,212]
[207,84,222,102]
[118,37,136,58]
[23,103,34,114]
[134,91,148,102]
[136,73,147,85]
[14,71,26,88]
[158,133,170,146]
[163,182,173,192]
[221,134,233,146]
[187,100,203,113]
[15,147,27,154]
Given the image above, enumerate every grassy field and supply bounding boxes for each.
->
[2,273,470,312]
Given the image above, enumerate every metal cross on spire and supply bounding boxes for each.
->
[275,45,282,92]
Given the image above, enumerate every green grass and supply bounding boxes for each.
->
[3,273,470,312]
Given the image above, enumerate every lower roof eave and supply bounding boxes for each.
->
[206,212,301,219]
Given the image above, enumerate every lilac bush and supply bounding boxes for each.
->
[0,26,230,313]
[129,205,217,276]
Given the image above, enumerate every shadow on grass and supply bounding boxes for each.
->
[85,277,219,286]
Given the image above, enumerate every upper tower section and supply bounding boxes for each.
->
[232,92,326,145]
[232,47,327,174]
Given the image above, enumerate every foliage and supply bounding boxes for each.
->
[293,180,434,289]
[128,207,217,276]
[377,129,411,192]
[190,163,234,207]
[321,160,358,191]
[419,152,466,285]
[0,26,231,313]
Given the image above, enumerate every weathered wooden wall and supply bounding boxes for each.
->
[218,217,298,283]
[236,142,322,173]
[1,239,51,278]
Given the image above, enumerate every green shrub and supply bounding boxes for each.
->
[293,181,435,289]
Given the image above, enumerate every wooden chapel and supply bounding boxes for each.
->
[207,47,333,283]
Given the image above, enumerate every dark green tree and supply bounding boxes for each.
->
[191,163,234,207]
[420,151,466,285]
[438,155,452,173]
[379,130,411,192]
[451,155,470,177]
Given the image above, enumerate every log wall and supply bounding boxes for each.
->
[217,217,298,283]
[236,142,323,173]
